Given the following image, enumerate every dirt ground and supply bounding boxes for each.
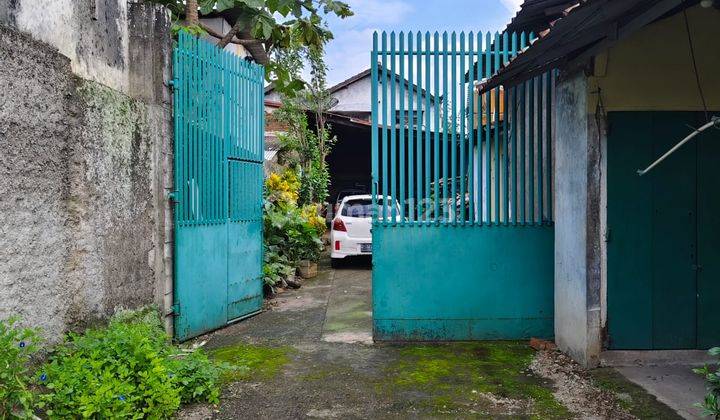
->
[178,258,680,419]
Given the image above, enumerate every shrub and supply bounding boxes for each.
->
[265,170,300,206]
[37,310,223,419]
[0,317,40,419]
[694,347,720,417]
[262,169,325,289]
[263,246,296,287]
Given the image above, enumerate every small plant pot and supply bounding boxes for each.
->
[298,260,318,279]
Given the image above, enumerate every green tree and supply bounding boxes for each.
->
[273,45,335,205]
[152,0,352,95]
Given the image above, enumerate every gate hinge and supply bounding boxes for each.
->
[168,190,179,204]
[171,303,181,316]
[604,227,612,243]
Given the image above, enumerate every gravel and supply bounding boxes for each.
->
[531,350,636,420]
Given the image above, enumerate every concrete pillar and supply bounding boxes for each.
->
[553,72,603,367]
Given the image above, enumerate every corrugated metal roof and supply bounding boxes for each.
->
[505,0,581,33]
[479,0,697,93]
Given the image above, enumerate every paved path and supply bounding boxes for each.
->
[179,258,682,419]
[616,366,706,419]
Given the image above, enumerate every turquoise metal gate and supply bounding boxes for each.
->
[371,31,555,340]
[173,33,264,341]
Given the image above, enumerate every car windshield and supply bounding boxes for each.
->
[336,190,365,203]
[341,199,397,218]
[341,199,373,217]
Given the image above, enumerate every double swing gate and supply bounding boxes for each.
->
[371,31,555,340]
[172,33,264,340]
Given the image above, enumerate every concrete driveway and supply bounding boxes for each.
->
[178,258,684,419]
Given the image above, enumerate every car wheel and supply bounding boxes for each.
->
[331,258,343,269]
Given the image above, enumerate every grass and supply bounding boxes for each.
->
[210,343,293,382]
[382,342,570,418]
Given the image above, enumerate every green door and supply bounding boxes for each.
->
[607,111,720,349]
[697,113,720,349]
[172,33,265,341]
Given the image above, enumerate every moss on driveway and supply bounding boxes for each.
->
[180,260,676,419]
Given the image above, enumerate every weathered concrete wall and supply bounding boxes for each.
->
[0,2,172,341]
[553,72,602,367]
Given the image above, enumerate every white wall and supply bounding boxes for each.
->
[200,17,251,58]
[332,73,437,131]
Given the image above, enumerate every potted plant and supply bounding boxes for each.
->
[296,209,324,278]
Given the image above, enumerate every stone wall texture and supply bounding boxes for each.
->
[0,2,173,342]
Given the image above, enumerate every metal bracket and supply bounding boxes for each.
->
[168,190,179,205]
[171,303,181,316]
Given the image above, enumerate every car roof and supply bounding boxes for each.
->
[341,194,372,201]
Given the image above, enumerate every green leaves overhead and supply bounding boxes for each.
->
[155,0,353,96]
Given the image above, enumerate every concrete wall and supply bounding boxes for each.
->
[551,4,720,366]
[0,3,173,341]
[587,4,720,112]
[553,72,602,367]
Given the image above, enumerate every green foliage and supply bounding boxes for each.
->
[0,317,40,419]
[171,351,225,405]
[36,310,224,419]
[152,0,353,96]
[299,152,331,205]
[263,246,296,287]
[172,24,208,38]
[262,170,324,289]
[263,199,323,266]
[274,45,335,205]
[694,347,720,417]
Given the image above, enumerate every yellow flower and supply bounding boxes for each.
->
[266,170,300,205]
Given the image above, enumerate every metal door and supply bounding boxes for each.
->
[607,111,720,349]
[172,32,264,340]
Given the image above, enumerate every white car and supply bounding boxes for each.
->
[330,195,400,267]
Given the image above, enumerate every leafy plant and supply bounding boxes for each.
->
[0,317,40,419]
[170,350,225,404]
[37,309,224,418]
[151,0,352,96]
[274,45,336,206]
[694,347,720,418]
[263,246,295,287]
[262,169,325,289]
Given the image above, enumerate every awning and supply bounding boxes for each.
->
[478,0,696,93]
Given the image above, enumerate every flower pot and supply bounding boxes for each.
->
[298,260,318,279]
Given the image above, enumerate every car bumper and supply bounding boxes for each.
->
[330,233,372,258]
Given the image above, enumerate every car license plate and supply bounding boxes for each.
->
[360,243,372,253]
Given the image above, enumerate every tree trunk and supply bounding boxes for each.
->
[217,20,244,49]
[186,0,199,25]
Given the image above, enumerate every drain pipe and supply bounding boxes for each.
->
[637,116,719,176]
